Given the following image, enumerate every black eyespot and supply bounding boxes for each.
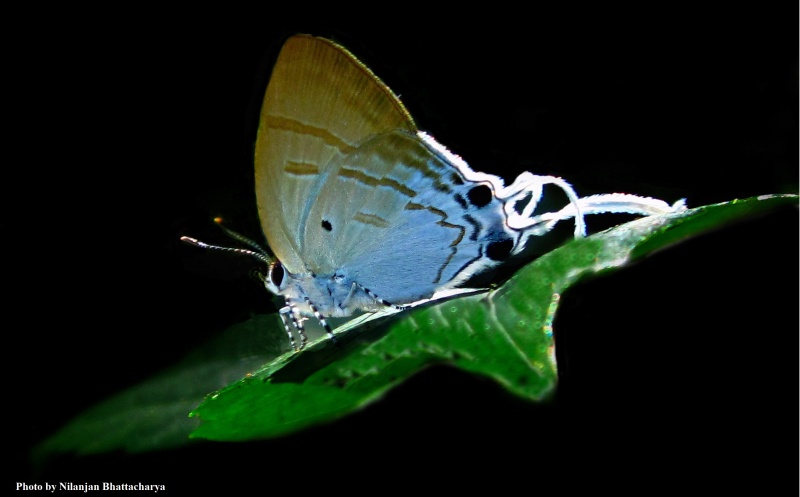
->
[467,184,492,207]
[486,238,514,261]
[269,261,284,287]
[321,219,332,231]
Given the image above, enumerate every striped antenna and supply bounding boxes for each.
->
[180,218,273,265]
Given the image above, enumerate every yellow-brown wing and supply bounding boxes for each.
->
[254,34,417,273]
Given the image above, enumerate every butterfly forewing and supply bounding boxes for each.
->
[255,34,417,274]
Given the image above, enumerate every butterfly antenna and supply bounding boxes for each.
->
[180,218,273,265]
[212,217,273,258]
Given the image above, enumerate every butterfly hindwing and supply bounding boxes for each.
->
[301,129,522,305]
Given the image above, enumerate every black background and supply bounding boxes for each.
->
[13,5,797,494]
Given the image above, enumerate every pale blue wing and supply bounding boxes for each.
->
[301,130,523,304]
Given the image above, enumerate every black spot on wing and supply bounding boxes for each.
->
[467,184,493,207]
[486,238,514,261]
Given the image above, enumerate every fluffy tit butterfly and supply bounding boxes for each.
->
[183,34,684,350]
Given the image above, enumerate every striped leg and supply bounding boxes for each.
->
[278,304,300,351]
[304,297,336,344]
[279,301,309,351]
[358,284,408,311]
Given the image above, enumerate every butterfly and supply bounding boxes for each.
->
[183,34,684,350]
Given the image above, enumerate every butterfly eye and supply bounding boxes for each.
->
[265,261,285,294]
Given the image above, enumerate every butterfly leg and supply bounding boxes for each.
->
[358,283,409,311]
[279,301,308,351]
[277,306,297,351]
[303,297,336,345]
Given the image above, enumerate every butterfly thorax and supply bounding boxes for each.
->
[269,267,388,318]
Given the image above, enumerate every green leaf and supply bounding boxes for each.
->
[189,193,798,441]
[34,194,798,455]
[31,318,287,459]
